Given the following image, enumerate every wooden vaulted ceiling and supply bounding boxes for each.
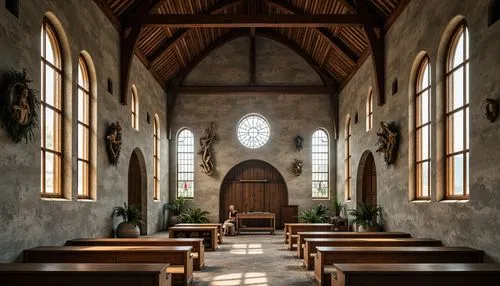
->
[95,0,408,105]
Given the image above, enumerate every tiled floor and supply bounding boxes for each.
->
[192,231,315,285]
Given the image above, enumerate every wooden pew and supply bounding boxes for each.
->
[168,226,218,251]
[303,238,442,270]
[175,223,223,244]
[285,224,334,250]
[66,237,205,270]
[296,231,412,258]
[314,246,484,285]
[331,263,500,286]
[0,263,172,286]
[24,246,193,286]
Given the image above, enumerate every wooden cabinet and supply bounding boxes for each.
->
[280,205,298,228]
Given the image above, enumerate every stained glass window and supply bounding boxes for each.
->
[312,129,329,199]
[177,129,194,198]
[237,114,270,149]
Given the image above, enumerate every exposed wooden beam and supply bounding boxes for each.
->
[177,85,334,94]
[92,0,121,30]
[147,0,244,67]
[249,0,257,85]
[125,14,382,28]
[120,25,143,105]
[266,0,359,63]
[329,92,339,140]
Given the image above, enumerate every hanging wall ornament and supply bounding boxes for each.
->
[0,68,39,143]
[376,121,399,168]
[291,159,303,176]
[485,98,499,122]
[294,135,304,151]
[198,122,216,176]
[106,121,122,166]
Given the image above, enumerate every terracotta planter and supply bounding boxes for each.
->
[115,222,140,238]
[357,225,378,232]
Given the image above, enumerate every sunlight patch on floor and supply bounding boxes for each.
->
[229,243,264,255]
[210,272,268,286]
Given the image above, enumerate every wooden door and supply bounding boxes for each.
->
[220,160,288,228]
[128,149,147,235]
[362,153,377,205]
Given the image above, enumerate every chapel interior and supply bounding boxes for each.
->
[1,0,500,285]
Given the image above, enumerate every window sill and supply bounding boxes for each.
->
[41,197,70,202]
[410,199,431,203]
[312,198,330,201]
[153,199,162,203]
[439,199,470,203]
[77,198,96,202]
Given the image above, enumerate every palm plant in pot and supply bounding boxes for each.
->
[331,197,346,226]
[164,197,186,226]
[348,202,383,232]
[111,202,143,238]
[179,208,210,223]
[298,204,330,223]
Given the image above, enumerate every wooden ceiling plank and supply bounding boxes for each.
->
[120,25,143,105]
[266,0,359,63]
[125,13,382,28]
[147,0,244,67]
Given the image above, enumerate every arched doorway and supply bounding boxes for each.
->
[128,148,148,235]
[360,152,377,205]
[220,160,288,228]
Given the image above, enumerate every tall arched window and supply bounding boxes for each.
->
[345,116,352,200]
[77,56,91,199]
[415,57,431,199]
[41,18,63,197]
[177,129,194,198]
[446,23,469,199]
[153,115,160,200]
[131,86,139,130]
[366,89,373,131]
[312,129,329,199]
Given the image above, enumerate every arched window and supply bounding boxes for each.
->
[153,115,160,200]
[366,89,373,131]
[41,18,63,197]
[77,56,91,199]
[415,57,431,199]
[177,129,194,198]
[345,116,352,200]
[312,129,329,199]
[131,86,139,130]
[445,23,469,199]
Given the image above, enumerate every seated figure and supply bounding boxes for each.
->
[223,205,238,236]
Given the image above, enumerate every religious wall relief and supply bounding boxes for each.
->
[198,122,216,176]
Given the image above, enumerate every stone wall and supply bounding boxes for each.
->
[170,36,335,222]
[336,0,500,261]
[0,0,168,262]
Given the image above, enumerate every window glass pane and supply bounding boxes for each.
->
[45,67,56,107]
[78,124,89,160]
[422,125,429,160]
[421,62,429,89]
[422,161,429,197]
[45,152,55,193]
[451,67,464,110]
[421,90,429,124]
[45,32,56,65]
[78,61,84,87]
[45,109,60,151]
[465,107,469,149]
[465,63,469,104]
[465,153,469,195]
[465,27,469,59]
[452,33,464,69]
[78,161,88,196]
[452,154,464,196]
[452,110,464,152]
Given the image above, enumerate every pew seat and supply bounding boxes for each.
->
[303,238,442,270]
[0,263,171,286]
[331,263,500,286]
[175,223,223,244]
[66,237,205,270]
[168,226,219,251]
[285,224,334,250]
[24,246,193,286]
[296,231,412,258]
[314,246,484,285]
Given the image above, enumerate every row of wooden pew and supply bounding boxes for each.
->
[0,223,224,286]
[283,223,500,286]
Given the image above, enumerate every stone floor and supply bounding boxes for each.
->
[192,231,316,286]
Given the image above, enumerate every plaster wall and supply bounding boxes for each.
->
[170,37,333,222]
[336,0,500,261]
[0,0,168,262]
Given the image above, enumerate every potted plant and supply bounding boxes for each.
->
[298,204,330,223]
[179,208,210,223]
[331,197,346,225]
[348,202,383,232]
[164,197,186,226]
[111,202,143,238]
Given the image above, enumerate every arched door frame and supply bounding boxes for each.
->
[128,147,148,235]
[219,159,289,225]
[355,150,377,206]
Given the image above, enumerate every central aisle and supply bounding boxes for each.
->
[193,231,315,285]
